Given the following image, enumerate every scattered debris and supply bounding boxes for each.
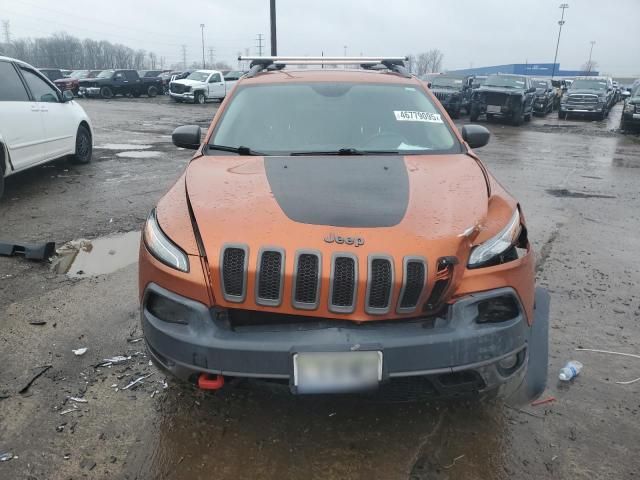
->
[576,347,640,384]
[127,337,144,343]
[73,348,88,356]
[0,240,55,260]
[531,396,556,407]
[69,397,88,403]
[97,355,131,367]
[63,454,71,460]
[505,404,544,419]
[123,373,154,390]
[0,452,14,462]
[28,320,47,326]
[559,360,583,381]
[443,454,465,469]
[56,424,66,432]
[19,365,52,394]
[60,407,80,415]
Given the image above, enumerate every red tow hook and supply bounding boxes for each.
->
[197,373,225,390]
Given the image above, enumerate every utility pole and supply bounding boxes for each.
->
[208,47,215,68]
[270,0,277,55]
[1,20,10,44]
[160,56,165,69]
[551,3,569,79]
[256,34,264,56]
[200,24,205,69]
[587,40,595,74]
[181,45,187,69]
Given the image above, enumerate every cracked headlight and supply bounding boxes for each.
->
[143,208,189,272]
[468,210,522,268]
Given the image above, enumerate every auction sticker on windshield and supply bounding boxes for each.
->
[394,111,443,123]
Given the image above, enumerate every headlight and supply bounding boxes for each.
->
[143,209,189,272]
[468,210,522,268]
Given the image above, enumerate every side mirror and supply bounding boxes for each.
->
[172,125,202,150]
[427,82,432,89]
[527,87,536,94]
[62,90,74,102]
[461,124,490,149]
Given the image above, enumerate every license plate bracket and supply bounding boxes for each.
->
[486,105,501,113]
[293,350,383,394]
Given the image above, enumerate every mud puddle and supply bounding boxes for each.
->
[52,231,140,278]
[546,188,616,199]
[95,143,152,150]
[116,151,162,159]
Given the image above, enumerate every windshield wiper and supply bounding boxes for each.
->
[290,148,401,156]
[207,144,263,155]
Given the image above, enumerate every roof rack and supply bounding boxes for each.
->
[239,56,411,78]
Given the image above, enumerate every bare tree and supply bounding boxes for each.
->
[149,52,157,69]
[414,49,444,76]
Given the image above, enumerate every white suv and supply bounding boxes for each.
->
[168,70,227,104]
[0,56,93,198]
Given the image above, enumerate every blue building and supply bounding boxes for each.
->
[448,63,598,77]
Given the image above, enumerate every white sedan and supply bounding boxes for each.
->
[0,56,93,198]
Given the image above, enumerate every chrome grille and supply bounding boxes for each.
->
[293,252,321,309]
[484,92,508,106]
[434,91,451,102]
[256,249,284,306]
[366,256,394,314]
[329,254,358,313]
[567,94,598,105]
[635,104,640,113]
[220,245,248,302]
[398,258,427,313]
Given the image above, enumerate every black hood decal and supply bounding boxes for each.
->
[264,156,409,228]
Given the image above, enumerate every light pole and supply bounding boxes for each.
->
[551,3,569,79]
[587,40,595,74]
[200,24,205,69]
[270,0,277,56]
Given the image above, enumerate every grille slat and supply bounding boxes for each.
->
[398,258,426,313]
[293,252,321,309]
[366,256,394,314]
[221,245,248,302]
[329,255,357,313]
[256,249,284,306]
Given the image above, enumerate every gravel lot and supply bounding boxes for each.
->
[1,95,639,480]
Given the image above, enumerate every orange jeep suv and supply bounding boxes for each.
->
[139,57,549,400]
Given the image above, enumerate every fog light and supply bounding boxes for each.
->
[498,354,518,370]
[146,292,192,324]
[475,295,520,323]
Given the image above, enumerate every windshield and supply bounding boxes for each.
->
[570,79,607,90]
[70,70,89,79]
[533,80,548,89]
[210,83,459,155]
[484,75,526,89]
[224,71,245,80]
[431,76,465,88]
[41,69,63,81]
[187,71,211,82]
[97,70,115,79]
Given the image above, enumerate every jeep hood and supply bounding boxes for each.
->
[567,89,605,95]
[477,87,524,96]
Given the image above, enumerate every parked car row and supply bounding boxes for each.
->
[424,73,636,131]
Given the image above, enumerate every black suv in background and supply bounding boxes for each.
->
[620,83,640,131]
[428,74,473,118]
[78,69,163,99]
[559,76,614,120]
[532,78,554,115]
[470,74,536,126]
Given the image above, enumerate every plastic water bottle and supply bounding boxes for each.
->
[558,361,583,381]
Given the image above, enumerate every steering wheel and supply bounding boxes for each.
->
[361,131,407,150]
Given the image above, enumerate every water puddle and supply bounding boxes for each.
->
[52,231,140,278]
[96,143,152,150]
[116,151,162,159]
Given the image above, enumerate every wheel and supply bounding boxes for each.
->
[511,104,524,126]
[132,91,141,98]
[0,163,4,200]
[524,112,532,122]
[147,86,158,97]
[486,113,494,122]
[620,118,627,132]
[69,125,92,164]
[597,110,606,121]
[99,86,113,99]
[449,107,460,119]
[558,109,567,120]
[194,92,205,104]
[470,106,479,122]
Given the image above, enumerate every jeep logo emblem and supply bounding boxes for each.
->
[324,233,364,247]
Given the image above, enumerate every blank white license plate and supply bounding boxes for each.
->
[486,105,501,113]
[293,351,382,394]
[633,114,640,119]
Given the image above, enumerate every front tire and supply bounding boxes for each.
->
[70,125,92,164]
[558,109,567,120]
[100,86,113,99]
[147,86,158,97]
[470,106,480,122]
[194,92,205,105]
[511,104,524,126]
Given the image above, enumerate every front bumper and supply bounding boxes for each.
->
[79,86,101,97]
[169,91,195,102]
[622,110,640,125]
[142,283,550,397]
[561,103,605,113]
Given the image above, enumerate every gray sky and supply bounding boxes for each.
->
[3,0,639,75]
